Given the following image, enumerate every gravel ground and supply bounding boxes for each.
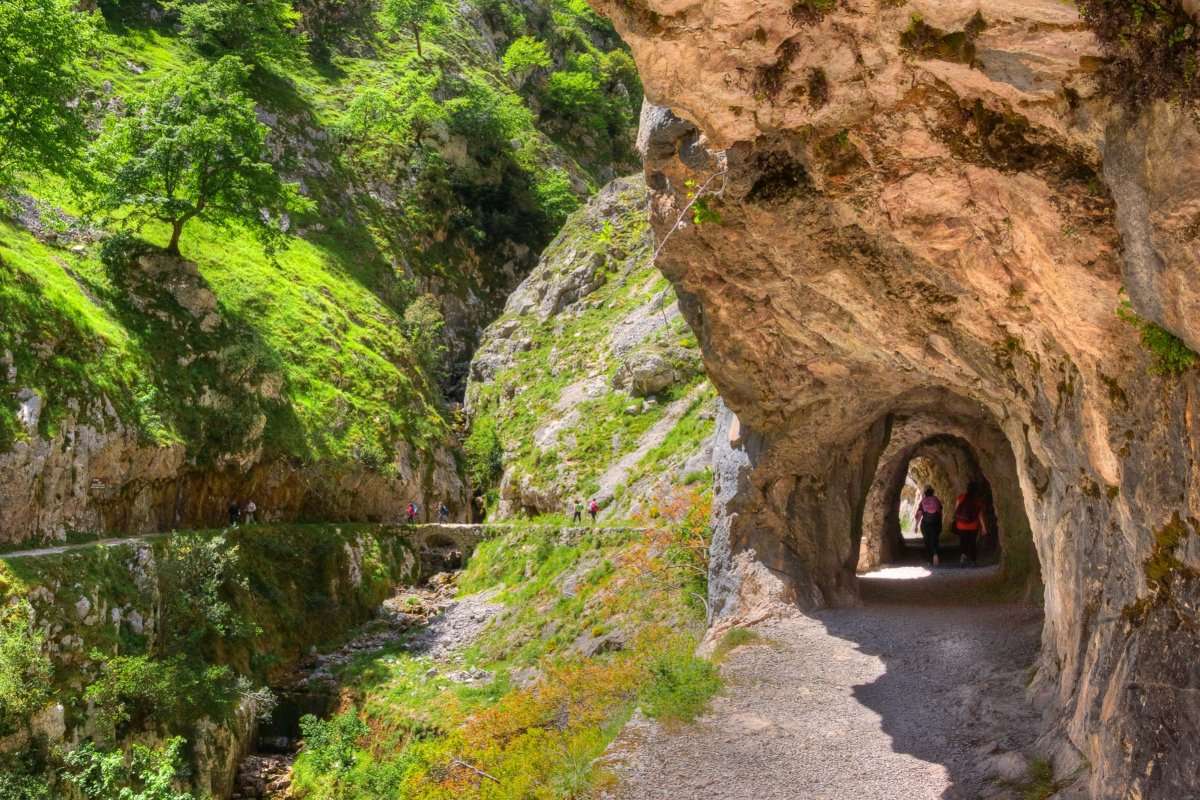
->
[601,565,1045,800]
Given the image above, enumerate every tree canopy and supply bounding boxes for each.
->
[167,0,307,68]
[87,56,311,257]
[382,0,447,58]
[0,0,98,188]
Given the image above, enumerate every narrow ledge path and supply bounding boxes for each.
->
[601,566,1045,800]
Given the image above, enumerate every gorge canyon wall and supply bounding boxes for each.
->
[590,0,1200,796]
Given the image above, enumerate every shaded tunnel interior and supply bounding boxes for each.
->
[860,434,1002,570]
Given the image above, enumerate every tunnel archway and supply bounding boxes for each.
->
[858,433,1008,573]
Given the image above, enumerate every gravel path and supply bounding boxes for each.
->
[602,565,1045,800]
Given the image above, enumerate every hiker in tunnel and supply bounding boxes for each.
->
[952,481,989,567]
[914,486,943,566]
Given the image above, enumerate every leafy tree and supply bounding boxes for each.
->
[382,0,447,58]
[61,737,196,800]
[166,0,307,67]
[338,68,447,173]
[503,36,552,85]
[153,532,257,657]
[88,56,311,257]
[0,600,52,730]
[84,654,240,744]
[0,0,98,188]
[403,293,448,387]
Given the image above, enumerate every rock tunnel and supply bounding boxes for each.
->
[592,0,1200,795]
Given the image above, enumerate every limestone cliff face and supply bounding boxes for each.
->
[589,0,1200,795]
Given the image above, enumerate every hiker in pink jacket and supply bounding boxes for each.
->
[914,487,944,566]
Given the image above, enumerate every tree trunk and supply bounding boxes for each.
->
[166,220,184,256]
[414,26,423,59]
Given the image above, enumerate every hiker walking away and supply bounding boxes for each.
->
[227,501,240,528]
[587,498,599,524]
[244,500,257,525]
[572,500,583,524]
[953,481,989,566]
[914,486,943,566]
[438,502,450,523]
[406,502,417,524]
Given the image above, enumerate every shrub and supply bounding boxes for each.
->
[0,0,98,188]
[464,416,504,491]
[84,655,239,743]
[0,600,53,730]
[61,737,196,800]
[638,639,721,722]
[154,532,258,658]
[1117,300,1198,377]
[403,293,449,388]
[299,710,369,774]
[503,36,553,82]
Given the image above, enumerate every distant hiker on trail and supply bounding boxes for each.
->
[406,502,417,524]
[953,481,989,566]
[438,502,450,522]
[572,500,583,524]
[227,501,240,528]
[588,499,599,524]
[914,486,943,566]
[244,500,257,525]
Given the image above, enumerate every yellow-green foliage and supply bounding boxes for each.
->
[291,494,720,799]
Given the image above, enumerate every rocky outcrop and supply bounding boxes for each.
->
[590,0,1200,795]
[465,177,716,518]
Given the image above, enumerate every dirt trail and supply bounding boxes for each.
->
[602,565,1046,800]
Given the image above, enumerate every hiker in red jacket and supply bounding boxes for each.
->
[953,481,989,566]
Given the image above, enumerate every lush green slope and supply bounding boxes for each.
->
[464,177,716,518]
[1,0,639,474]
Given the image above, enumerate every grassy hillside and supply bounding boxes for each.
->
[0,0,640,465]
[464,177,717,518]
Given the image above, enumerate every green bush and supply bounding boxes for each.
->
[84,655,239,743]
[166,0,307,67]
[503,35,553,79]
[638,639,721,723]
[299,710,369,774]
[464,416,504,491]
[61,737,196,800]
[0,600,53,731]
[155,532,258,658]
[0,0,98,188]
[403,294,450,389]
[1117,300,1198,377]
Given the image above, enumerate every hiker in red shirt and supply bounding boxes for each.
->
[953,481,989,567]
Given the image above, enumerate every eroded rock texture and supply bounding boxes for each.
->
[591,0,1200,795]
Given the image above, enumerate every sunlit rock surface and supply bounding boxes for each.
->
[590,0,1200,795]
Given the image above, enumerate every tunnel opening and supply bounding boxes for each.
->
[860,434,1002,572]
